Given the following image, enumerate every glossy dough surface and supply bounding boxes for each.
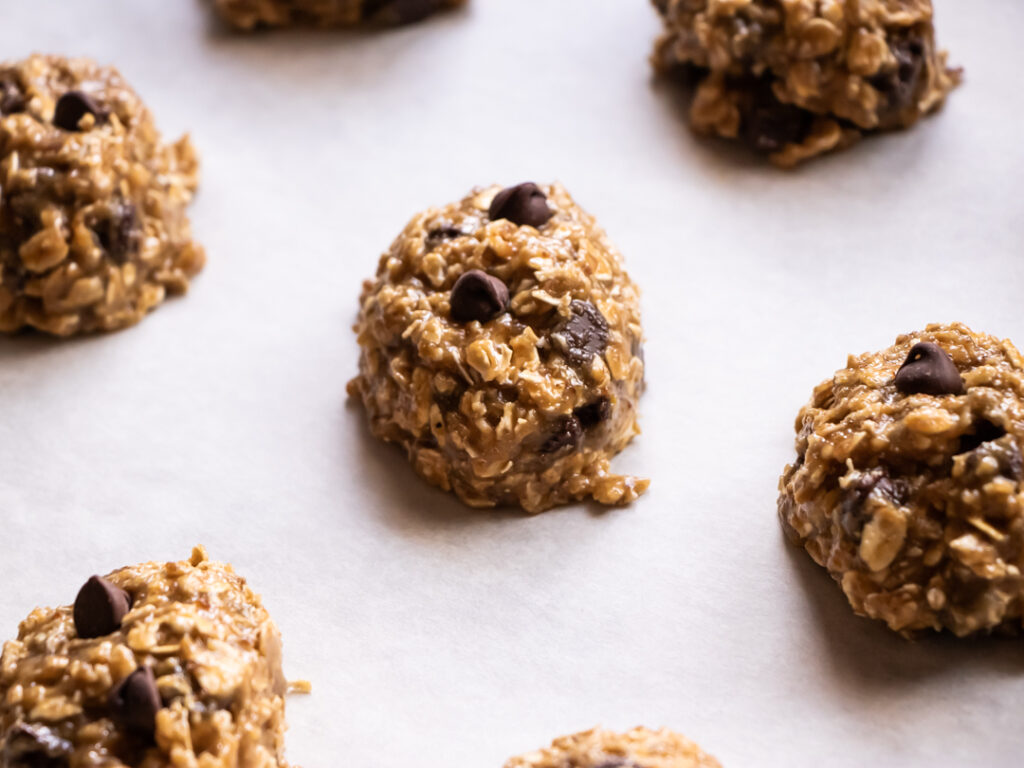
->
[779,323,1024,636]
[349,183,648,513]
[0,548,288,768]
[0,55,203,336]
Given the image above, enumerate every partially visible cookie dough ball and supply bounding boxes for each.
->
[779,323,1024,637]
[0,547,290,768]
[214,0,466,28]
[0,55,204,336]
[504,727,721,768]
[348,182,648,513]
[651,0,961,166]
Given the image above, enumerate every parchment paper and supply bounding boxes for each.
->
[1,1,1023,765]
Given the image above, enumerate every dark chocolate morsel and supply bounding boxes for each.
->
[3,724,72,768]
[574,397,612,429]
[742,79,813,154]
[53,91,107,132]
[894,342,964,396]
[488,183,553,228]
[73,576,131,639]
[109,667,161,736]
[869,34,925,116]
[540,416,582,454]
[450,269,509,324]
[0,77,26,115]
[552,300,609,367]
[92,201,140,264]
[839,468,903,538]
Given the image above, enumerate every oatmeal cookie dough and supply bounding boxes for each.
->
[504,727,721,768]
[0,55,204,336]
[651,0,961,166]
[348,182,648,513]
[0,547,290,768]
[213,0,466,28]
[779,323,1024,637]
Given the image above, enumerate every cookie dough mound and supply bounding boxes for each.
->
[651,0,960,166]
[779,323,1024,637]
[0,547,290,768]
[0,55,204,336]
[348,182,648,513]
[504,727,721,768]
[214,0,466,28]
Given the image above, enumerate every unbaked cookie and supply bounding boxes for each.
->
[650,0,961,166]
[0,55,204,336]
[0,547,292,768]
[504,727,721,768]
[348,182,648,513]
[779,323,1024,636]
[213,0,466,28]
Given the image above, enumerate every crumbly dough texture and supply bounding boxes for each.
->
[651,0,960,166]
[348,183,648,513]
[504,727,721,768]
[213,0,466,28]
[779,323,1024,637]
[0,547,288,768]
[0,55,204,336]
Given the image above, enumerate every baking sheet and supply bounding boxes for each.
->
[2,0,1024,765]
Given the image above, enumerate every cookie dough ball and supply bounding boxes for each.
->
[214,0,466,28]
[0,547,290,768]
[0,55,204,336]
[504,727,721,768]
[651,0,961,166]
[779,323,1024,637]
[348,182,648,513]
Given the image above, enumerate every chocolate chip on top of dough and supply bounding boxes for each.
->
[0,548,293,768]
[779,323,1024,636]
[552,300,610,368]
[109,667,161,737]
[894,342,965,396]
[350,182,648,512]
[489,182,553,228]
[53,90,107,131]
[73,575,131,638]
[450,269,509,323]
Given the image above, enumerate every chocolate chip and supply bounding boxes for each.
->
[595,761,642,768]
[0,77,25,115]
[109,667,161,737]
[73,576,131,639]
[92,202,140,264]
[540,416,582,454]
[894,342,964,396]
[53,91,106,132]
[574,397,611,429]
[488,183,553,228]
[424,225,464,251]
[496,385,519,403]
[742,79,813,154]
[552,300,609,367]
[869,35,925,116]
[450,269,509,323]
[365,0,446,24]
[958,418,1007,454]
[839,468,903,538]
[3,724,72,768]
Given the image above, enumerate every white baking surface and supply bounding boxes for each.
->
[1,0,1023,765]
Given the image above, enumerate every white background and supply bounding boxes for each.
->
[1,1,1023,765]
